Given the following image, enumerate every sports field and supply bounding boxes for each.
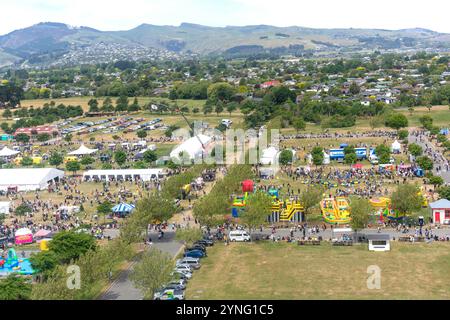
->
[186,241,450,300]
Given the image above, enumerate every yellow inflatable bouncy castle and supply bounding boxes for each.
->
[320,197,351,224]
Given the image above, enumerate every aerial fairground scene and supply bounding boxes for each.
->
[0,0,450,312]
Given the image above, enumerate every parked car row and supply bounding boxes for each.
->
[153,236,214,300]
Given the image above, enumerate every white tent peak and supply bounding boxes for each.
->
[391,140,401,152]
[0,146,20,157]
[68,144,98,156]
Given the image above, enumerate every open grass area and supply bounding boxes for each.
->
[186,241,450,300]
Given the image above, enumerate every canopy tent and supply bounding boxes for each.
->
[68,144,98,156]
[15,228,33,237]
[391,140,401,153]
[15,227,33,245]
[112,203,135,213]
[34,229,52,238]
[0,146,19,157]
[0,168,64,192]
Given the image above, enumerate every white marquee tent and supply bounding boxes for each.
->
[0,201,10,215]
[260,147,280,165]
[68,144,98,156]
[391,140,402,154]
[0,146,20,157]
[170,134,213,162]
[0,168,65,192]
[83,169,166,182]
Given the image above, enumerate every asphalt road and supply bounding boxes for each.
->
[409,132,450,183]
[99,231,182,300]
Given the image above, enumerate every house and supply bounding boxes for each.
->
[261,80,281,89]
[367,234,391,252]
[429,199,450,224]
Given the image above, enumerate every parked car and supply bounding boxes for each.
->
[154,289,185,300]
[229,230,251,242]
[196,239,214,246]
[174,264,193,273]
[185,245,206,253]
[176,257,201,270]
[184,249,206,258]
[167,279,186,290]
[171,270,192,280]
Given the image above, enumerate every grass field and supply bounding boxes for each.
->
[186,241,450,300]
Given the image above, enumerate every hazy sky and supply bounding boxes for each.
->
[2,0,450,35]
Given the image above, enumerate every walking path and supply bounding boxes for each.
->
[99,231,182,300]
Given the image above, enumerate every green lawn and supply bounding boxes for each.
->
[186,241,450,300]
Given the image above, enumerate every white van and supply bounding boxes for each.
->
[228,230,251,242]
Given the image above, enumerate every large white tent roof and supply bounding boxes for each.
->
[68,144,98,155]
[0,168,64,190]
[83,169,165,181]
[0,146,19,157]
[170,134,212,160]
[260,147,279,165]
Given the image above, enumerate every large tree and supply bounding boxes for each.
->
[48,231,96,264]
[240,191,272,233]
[391,184,423,217]
[0,275,31,300]
[130,249,173,300]
[349,197,371,233]
[385,113,408,130]
[299,186,324,219]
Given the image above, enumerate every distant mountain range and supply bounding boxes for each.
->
[1,22,450,68]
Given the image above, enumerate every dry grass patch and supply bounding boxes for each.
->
[186,242,450,300]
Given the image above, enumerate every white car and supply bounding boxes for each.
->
[228,230,251,242]
[176,257,201,269]
[154,289,185,300]
[171,270,192,279]
[175,265,193,273]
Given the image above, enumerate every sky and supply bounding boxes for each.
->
[1,0,450,35]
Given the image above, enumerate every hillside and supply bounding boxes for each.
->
[1,22,450,68]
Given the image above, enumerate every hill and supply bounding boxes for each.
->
[1,22,450,68]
